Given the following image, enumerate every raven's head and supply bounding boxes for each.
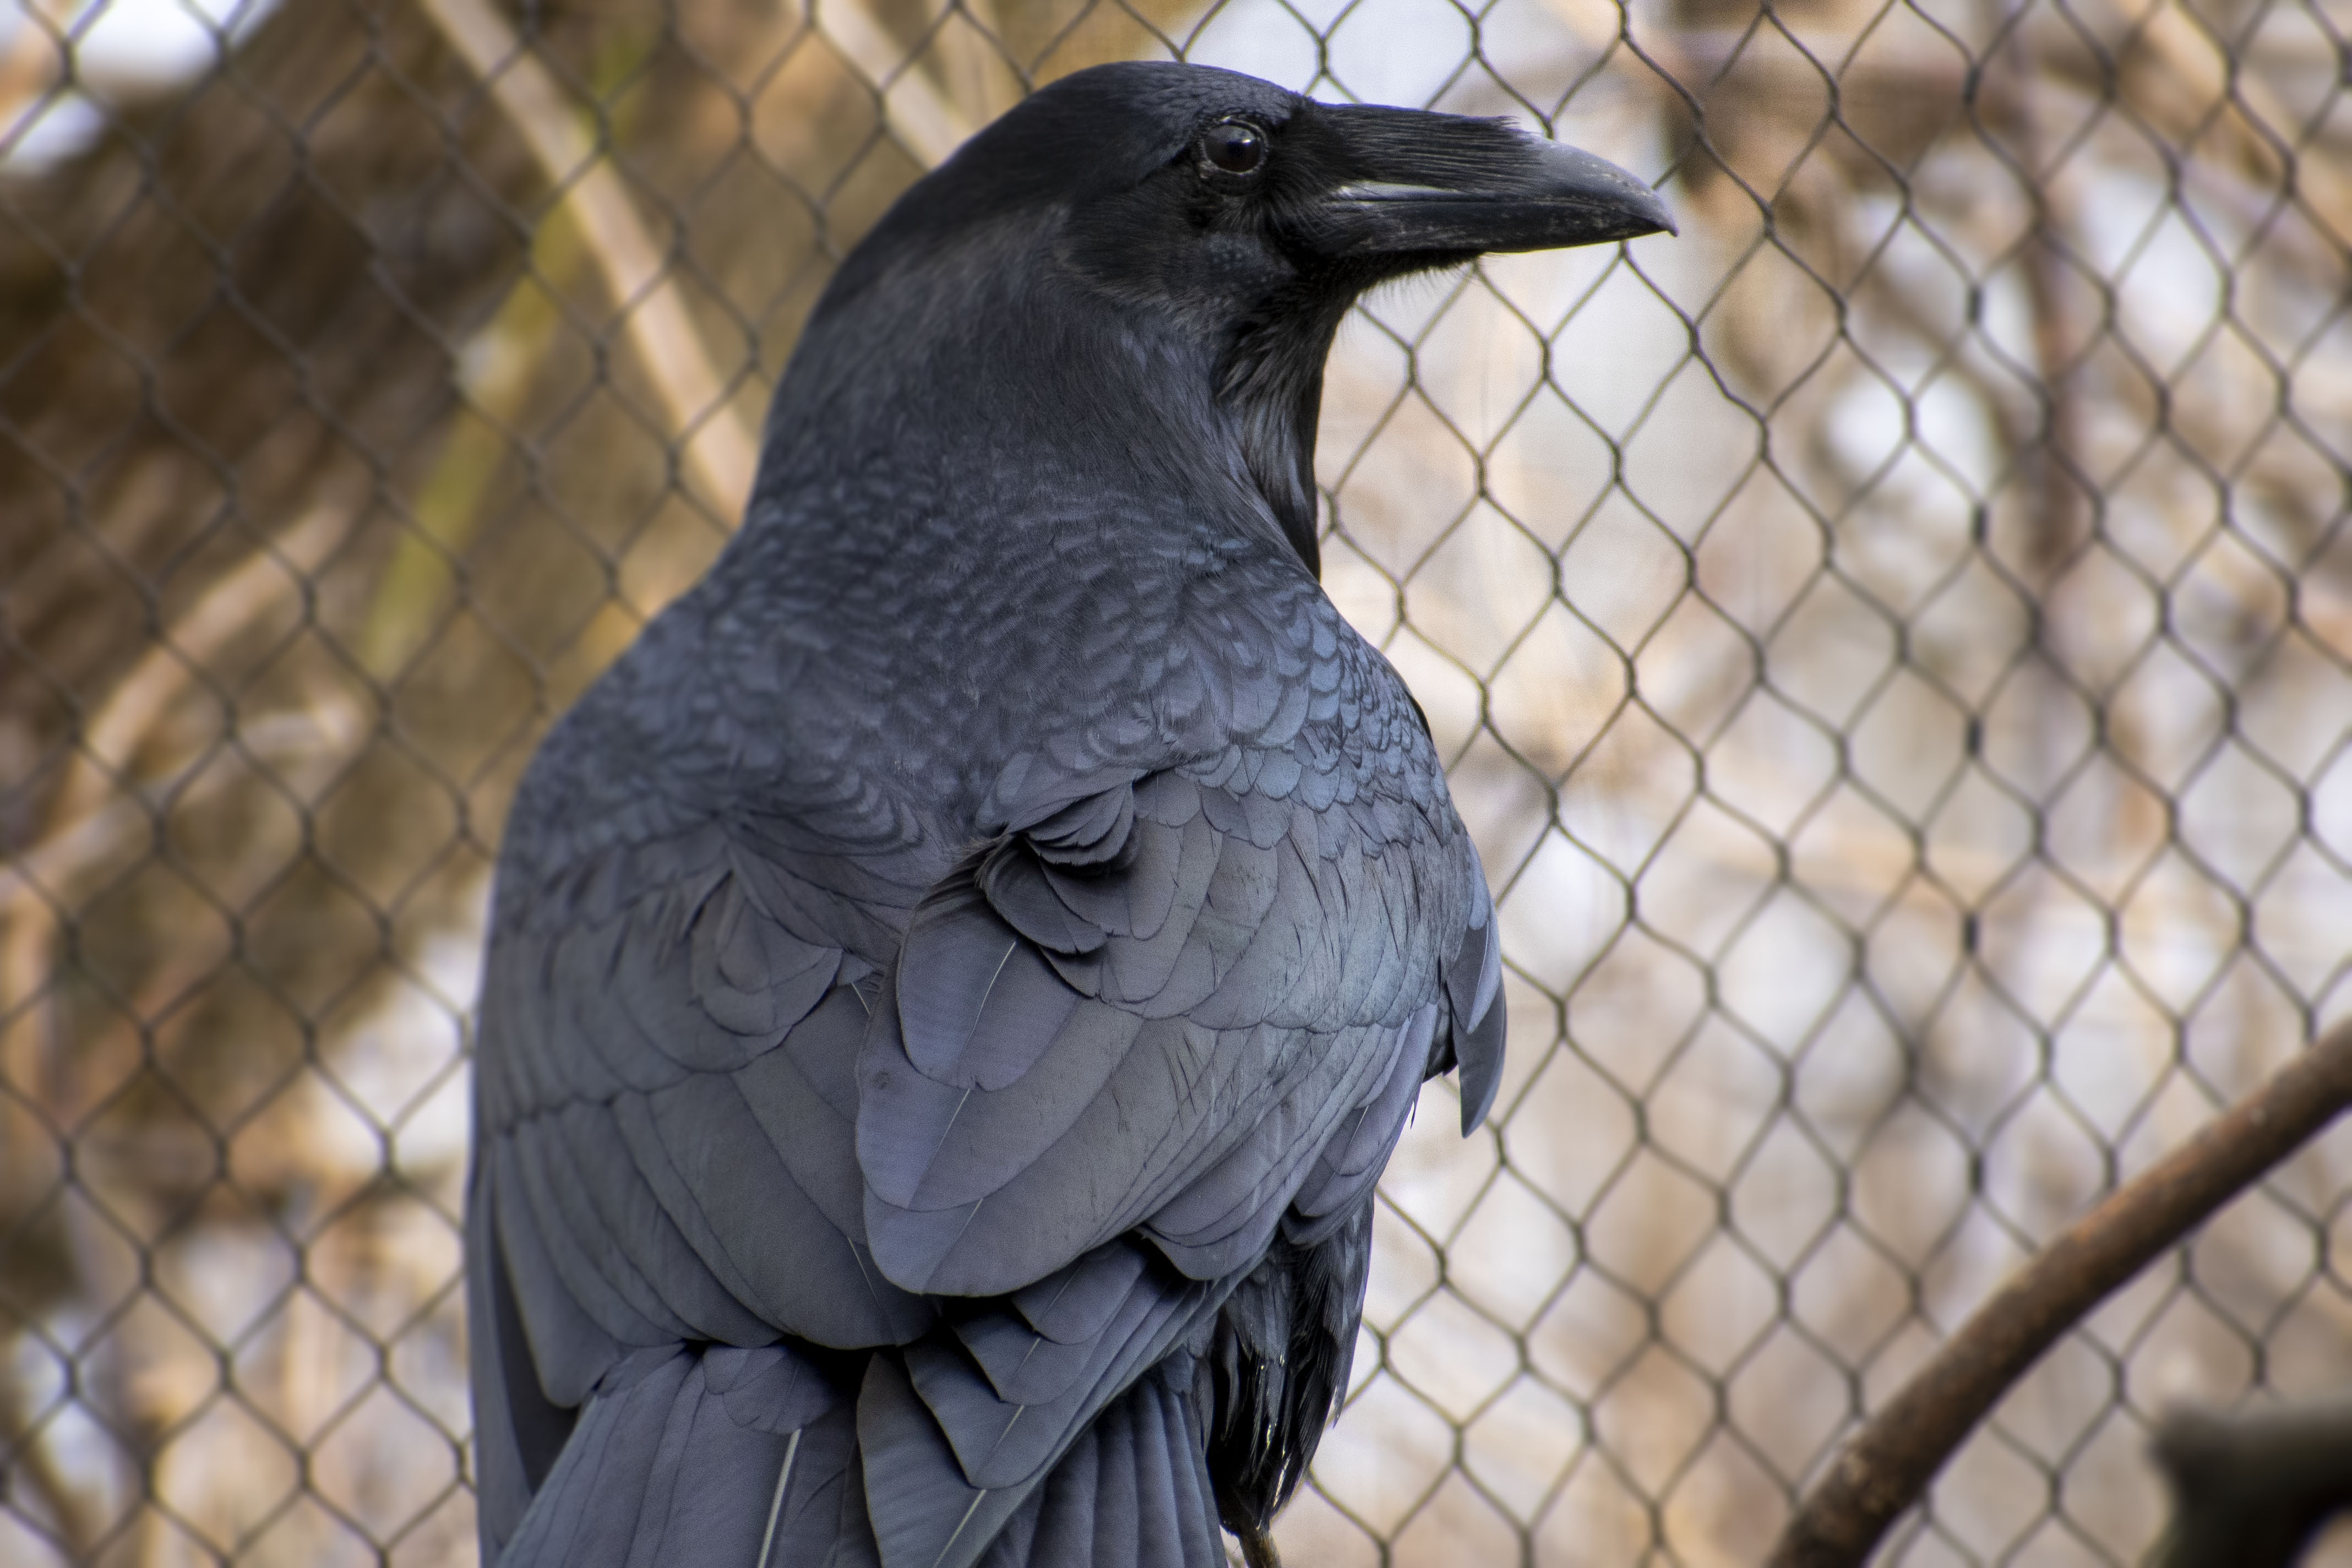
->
[771,63,1673,576]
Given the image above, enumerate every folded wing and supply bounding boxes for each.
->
[474,730,1506,1568]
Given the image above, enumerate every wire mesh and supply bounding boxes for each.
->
[3,0,2351,1563]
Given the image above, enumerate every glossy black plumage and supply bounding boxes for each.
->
[467,59,1669,1567]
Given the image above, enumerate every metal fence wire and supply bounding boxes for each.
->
[3,0,2351,1563]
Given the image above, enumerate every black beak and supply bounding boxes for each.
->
[1300,105,1676,263]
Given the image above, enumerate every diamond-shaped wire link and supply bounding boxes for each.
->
[3,0,2351,1562]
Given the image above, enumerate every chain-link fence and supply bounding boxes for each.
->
[3,0,2350,1563]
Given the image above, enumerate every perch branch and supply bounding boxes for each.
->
[1234,1525,1282,1568]
[1766,1019,2352,1568]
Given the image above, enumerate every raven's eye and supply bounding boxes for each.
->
[1199,119,1266,176]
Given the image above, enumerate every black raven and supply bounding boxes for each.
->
[467,61,1670,1568]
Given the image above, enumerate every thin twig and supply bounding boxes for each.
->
[1766,1020,2352,1568]
[0,0,68,145]
[0,505,346,917]
[0,1358,96,1564]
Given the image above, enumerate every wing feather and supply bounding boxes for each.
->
[858,998,1143,1217]
[607,1091,775,1321]
[556,1098,771,1342]
[489,1140,630,1407]
[481,851,927,1408]
[859,764,1479,1300]
[508,1117,689,1344]
[645,1069,928,1347]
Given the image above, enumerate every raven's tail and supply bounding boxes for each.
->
[496,1343,875,1568]
[974,1353,1228,1568]
[491,1345,1227,1568]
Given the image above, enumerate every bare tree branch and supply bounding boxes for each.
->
[1766,1020,2352,1568]
[814,0,982,166]
[417,0,759,516]
[1,503,352,1172]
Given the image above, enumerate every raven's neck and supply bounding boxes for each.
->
[743,232,1332,588]
[1217,288,1352,578]
[559,252,1365,874]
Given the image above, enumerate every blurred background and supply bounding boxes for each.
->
[2,0,2350,1562]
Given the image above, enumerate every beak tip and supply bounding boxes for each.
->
[1534,137,1678,242]
[1620,192,1678,241]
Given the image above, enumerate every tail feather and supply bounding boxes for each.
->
[1207,1200,1373,1539]
[491,1338,1227,1566]
[761,1397,883,1568]
[498,1343,855,1568]
[979,1355,1226,1568]
[468,1174,579,1561]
